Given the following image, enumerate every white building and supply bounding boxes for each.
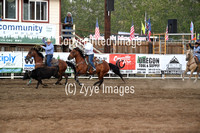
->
[0,0,62,51]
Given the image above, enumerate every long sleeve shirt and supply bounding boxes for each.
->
[84,42,94,55]
[189,43,200,57]
[42,38,54,55]
[64,16,73,24]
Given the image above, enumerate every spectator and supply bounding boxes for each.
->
[64,12,73,38]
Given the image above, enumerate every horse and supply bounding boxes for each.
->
[182,49,200,83]
[25,47,76,85]
[68,47,125,86]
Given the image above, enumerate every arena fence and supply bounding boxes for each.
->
[0,51,199,79]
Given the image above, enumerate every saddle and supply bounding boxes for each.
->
[51,58,59,66]
[84,56,103,66]
[93,57,103,65]
[44,56,59,66]
[84,56,103,73]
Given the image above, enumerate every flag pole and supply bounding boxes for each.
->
[145,11,146,34]
[141,21,142,35]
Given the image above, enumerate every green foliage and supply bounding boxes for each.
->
[0,36,55,44]
[61,0,200,37]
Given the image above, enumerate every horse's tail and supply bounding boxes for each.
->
[108,63,125,82]
[66,61,76,74]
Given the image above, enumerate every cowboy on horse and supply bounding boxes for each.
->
[25,45,76,85]
[189,41,200,65]
[40,38,54,67]
[83,38,96,73]
[68,47,124,87]
[182,41,200,82]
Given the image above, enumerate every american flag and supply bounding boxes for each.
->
[95,19,100,40]
[130,20,135,40]
[147,19,151,42]
[165,25,169,41]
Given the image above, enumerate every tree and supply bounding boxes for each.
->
[61,0,200,37]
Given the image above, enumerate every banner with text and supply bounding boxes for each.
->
[0,52,188,75]
[136,54,161,74]
[23,52,35,72]
[109,54,136,74]
[161,55,187,74]
[0,22,56,44]
[0,52,23,73]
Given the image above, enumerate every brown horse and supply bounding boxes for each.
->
[182,49,200,83]
[68,47,124,86]
[26,47,76,85]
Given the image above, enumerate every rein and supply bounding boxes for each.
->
[187,61,196,67]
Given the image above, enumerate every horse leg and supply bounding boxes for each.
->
[55,72,63,85]
[182,68,189,81]
[189,69,195,81]
[93,72,104,87]
[98,77,104,87]
[194,71,199,83]
[63,73,68,85]
[75,71,83,86]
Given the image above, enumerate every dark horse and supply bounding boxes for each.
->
[68,47,124,86]
[26,47,76,85]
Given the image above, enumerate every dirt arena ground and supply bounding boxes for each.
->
[0,78,200,132]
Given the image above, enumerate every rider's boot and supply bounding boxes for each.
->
[87,65,91,74]
[93,68,96,73]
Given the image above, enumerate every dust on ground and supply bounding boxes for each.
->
[0,78,200,132]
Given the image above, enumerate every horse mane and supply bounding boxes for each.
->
[187,49,193,55]
[74,47,85,58]
[31,47,44,59]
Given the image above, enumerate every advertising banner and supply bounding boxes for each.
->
[109,54,136,74]
[23,52,35,72]
[0,52,23,73]
[136,54,161,74]
[161,55,187,74]
[0,52,188,76]
[0,22,56,44]
[95,53,109,62]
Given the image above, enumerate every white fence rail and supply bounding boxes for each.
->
[0,51,198,79]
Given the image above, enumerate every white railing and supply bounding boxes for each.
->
[74,34,102,54]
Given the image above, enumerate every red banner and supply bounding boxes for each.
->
[109,54,136,70]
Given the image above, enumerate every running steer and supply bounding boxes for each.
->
[23,67,59,89]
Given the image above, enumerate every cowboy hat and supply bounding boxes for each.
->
[83,38,89,42]
[195,42,200,45]
[47,38,51,43]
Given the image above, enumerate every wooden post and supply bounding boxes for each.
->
[153,34,155,54]
[104,0,111,53]
[159,34,160,54]
[182,35,184,54]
